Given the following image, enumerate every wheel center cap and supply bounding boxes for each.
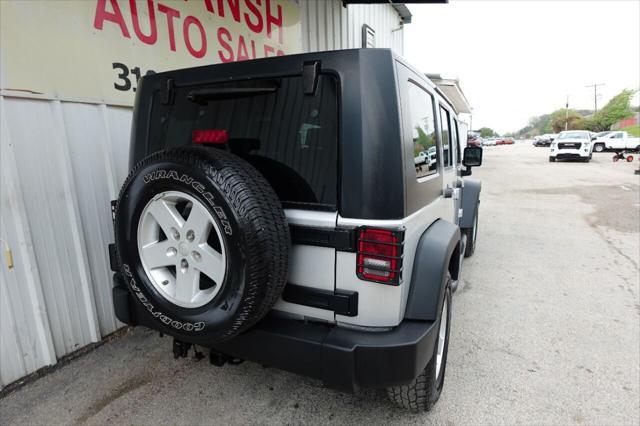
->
[178,242,189,256]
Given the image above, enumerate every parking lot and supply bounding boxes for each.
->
[1,143,638,425]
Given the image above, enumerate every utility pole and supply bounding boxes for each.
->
[585,83,605,112]
[565,95,569,131]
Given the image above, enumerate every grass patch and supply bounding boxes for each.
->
[622,124,640,137]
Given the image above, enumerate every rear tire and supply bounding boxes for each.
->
[387,277,452,411]
[594,143,605,153]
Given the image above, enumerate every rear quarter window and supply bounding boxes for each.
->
[407,82,438,179]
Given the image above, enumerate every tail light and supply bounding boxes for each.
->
[356,227,404,285]
[192,129,228,144]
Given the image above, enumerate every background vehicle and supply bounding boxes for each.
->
[592,131,640,153]
[415,151,430,166]
[549,130,593,162]
[483,137,497,146]
[495,137,514,145]
[467,132,483,147]
[534,133,558,147]
[109,49,483,412]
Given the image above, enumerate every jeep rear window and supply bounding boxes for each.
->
[148,75,339,210]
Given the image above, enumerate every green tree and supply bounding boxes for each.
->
[414,126,436,155]
[549,109,586,132]
[478,127,498,138]
[584,89,637,131]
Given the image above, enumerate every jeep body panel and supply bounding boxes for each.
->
[273,209,338,322]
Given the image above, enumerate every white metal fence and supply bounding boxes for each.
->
[1,97,131,386]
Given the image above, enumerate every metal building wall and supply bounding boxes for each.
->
[0,96,131,388]
[300,1,405,54]
[0,0,405,389]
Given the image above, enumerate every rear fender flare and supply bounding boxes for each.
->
[460,178,482,229]
[404,220,460,321]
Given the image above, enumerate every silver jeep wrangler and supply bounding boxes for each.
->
[110,48,483,411]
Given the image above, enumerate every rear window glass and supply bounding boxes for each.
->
[148,75,339,209]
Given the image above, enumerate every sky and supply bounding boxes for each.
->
[404,0,640,134]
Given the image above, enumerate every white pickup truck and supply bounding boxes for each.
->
[592,131,640,153]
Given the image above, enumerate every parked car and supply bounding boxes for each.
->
[414,150,429,166]
[549,130,593,162]
[483,137,497,146]
[592,131,640,153]
[496,137,514,145]
[415,147,437,172]
[467,133,483,147]
[108,49,484,412]
[533,133,557,147]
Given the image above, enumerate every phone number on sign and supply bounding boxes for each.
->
[112,63,156,92]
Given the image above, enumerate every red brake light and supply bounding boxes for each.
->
[356,227,404,285]
[192,129,228,144]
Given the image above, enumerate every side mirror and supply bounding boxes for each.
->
[591,136,597,141]
[463,146,483,167]
[461,146,483,176]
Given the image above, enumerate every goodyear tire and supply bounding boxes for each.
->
[114,147,289,343]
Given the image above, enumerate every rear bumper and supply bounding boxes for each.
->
[112,274,438,392]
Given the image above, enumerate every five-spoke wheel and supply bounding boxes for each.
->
[137,191,226,308]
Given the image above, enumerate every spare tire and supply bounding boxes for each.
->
[114,147,289,343]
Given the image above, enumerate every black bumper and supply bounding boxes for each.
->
[556,153,585,159]
[112,275,438,392]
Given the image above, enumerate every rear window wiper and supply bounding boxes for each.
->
[187,86,278,104]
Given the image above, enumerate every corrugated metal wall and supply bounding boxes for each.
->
[300,1,404,54]
[0,96,132,387]
[0,0,405,389]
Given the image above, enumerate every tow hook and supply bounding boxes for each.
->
[209,350,244,367]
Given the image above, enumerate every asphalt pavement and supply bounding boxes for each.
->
[1,143,639,425]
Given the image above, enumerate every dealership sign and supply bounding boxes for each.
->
[0,0,302,106]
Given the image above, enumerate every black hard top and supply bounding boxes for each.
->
[131,49,436,219]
